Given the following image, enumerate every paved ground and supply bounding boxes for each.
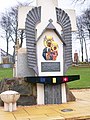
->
[0,89,90,120]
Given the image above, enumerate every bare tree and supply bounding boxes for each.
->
[1,11,15,55]
[82,8,90,38]
[72,0,87,4]
[76,7,90,62]
[0,2,31,56]
[82,8,90,62]
[76,16,84,62]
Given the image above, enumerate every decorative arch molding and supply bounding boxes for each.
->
[25,7,72,74]
[25,6,41,73]
[56,8,72,73]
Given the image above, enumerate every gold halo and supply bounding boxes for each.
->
[43,36,53,47]
[51,41,58,50]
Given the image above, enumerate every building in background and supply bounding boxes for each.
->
[0,48,14,64]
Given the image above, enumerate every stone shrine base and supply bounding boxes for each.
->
[0,77,75,106]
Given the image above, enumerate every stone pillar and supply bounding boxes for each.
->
[61,83,67,103]
[37,83,44,104]
[14,39,20,77]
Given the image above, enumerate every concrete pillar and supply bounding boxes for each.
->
[61,83,67,103]
[37,83,44,104]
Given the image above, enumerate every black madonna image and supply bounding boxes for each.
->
[42,36,58,61]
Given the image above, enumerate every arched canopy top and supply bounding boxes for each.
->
[25,6,72,74]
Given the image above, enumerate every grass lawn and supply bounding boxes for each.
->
[0,67,90,89]
[0,68,13,80]
[66,66,90,89]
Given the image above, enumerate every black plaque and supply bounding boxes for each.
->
[41,62,60,72]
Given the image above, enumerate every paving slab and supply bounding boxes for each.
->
[0,89,90,120]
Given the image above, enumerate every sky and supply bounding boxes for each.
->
[59,0,90,15]
[0,0,90,60]
[0,0,89,15]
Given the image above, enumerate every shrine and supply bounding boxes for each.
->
[15,0,80,105]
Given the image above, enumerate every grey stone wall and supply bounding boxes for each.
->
[45,84,62,104]
[17,48,35,77]
[0,77,37,106]
[0,77,75,106]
